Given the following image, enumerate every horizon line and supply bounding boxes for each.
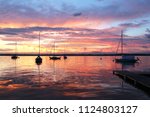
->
[0,53,150,56]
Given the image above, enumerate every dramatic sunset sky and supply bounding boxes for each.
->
[0,0,150,54]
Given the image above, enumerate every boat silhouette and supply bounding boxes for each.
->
[35,32,42,64]
[50,56,61,60]
[63,55,67,59]
[115,31,139,63]
[50,41,61,60]
[11,42,19,59]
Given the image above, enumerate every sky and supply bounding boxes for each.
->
[0,0,150,54]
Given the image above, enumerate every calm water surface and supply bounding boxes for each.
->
[0,56,149,100]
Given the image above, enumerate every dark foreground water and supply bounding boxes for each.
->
[0,56,149,100]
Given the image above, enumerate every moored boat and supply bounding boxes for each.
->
[11,42,19,60]
[35,32,42,64]
[115,31,139,63]
[50,56,61,60]
[50,40,61,60]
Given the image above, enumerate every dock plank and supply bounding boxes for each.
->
[113,70,150,91]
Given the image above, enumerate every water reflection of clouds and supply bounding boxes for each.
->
[0,56,149,99]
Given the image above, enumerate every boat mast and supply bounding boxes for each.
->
[35,31,42,64]
[39,32,41,56]
[54,41,56,55]
[15,42,17,55]
[121,30,123,55]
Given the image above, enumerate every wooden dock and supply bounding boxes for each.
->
[113,70,150,93]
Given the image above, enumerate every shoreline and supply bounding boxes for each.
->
[0,53,150,56]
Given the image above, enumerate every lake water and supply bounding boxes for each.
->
[0,56,149,100]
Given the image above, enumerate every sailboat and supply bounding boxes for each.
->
[11,42,19,59]
[35,32,42,64]
[63,44,67,59]
[115,31,139,63]
[50,41,61,60]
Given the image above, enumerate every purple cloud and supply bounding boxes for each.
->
[0,0,150,28]
[120,20,149,28]
[145,28,150,39]
[73,12,82,17]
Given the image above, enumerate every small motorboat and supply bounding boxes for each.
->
[63,55,67,59]
[50,56,61,60]
[11,55,18,59]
